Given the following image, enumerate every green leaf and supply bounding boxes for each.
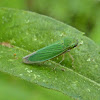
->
[0,72,71,100]
[0,8,100,100]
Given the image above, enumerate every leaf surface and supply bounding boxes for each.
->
[0,8,100,100]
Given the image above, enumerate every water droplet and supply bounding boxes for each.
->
[87,58,91,62]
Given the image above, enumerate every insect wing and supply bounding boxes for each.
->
[25,43,66,63]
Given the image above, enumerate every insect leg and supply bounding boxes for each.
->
[59,54,65,64]
[68,52,75,69]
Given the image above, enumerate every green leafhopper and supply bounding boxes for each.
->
[23,37,78,64]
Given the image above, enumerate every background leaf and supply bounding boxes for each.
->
[0,8,100,100]
[0,72,71,100]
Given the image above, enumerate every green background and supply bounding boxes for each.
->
[0,0,100,100]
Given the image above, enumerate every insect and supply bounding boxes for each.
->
[23,37,78,64]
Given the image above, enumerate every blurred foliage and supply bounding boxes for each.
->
[0,0,26,9]
[0,0,100,100]
[0,0,100,44]
[29,0,100,45]
[0,72,71,100]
